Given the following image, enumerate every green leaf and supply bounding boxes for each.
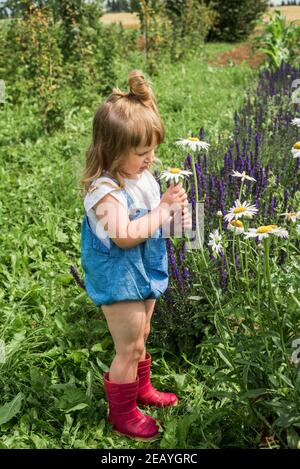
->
[216,348,234,370]
[240,388,268,400]
[173,373,186,389]
[56,273,73,285]
[56,229,68,243]
[91,343,104,353]
[65,403,89,413]
[0,393,23,425]
[96,357,109,372]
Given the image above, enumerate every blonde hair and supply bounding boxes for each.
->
[80,70,165,195]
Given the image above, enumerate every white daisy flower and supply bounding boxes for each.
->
[291,118,300,127]
[244,224,289,241]
[279,211,300,222]
[231,170,256,182]
[175,136,210,152]
[208,229,223,257]
[227,220,245,235]
[296,224,300,235]
[159,167,192,184]
[224,200,258,222]
[291,142,300,159]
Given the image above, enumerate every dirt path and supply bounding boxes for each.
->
[210,43,266,69]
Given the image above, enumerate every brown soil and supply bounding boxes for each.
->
[210,43,267,69]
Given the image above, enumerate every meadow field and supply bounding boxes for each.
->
[100,6,300,29]
[0,1,300,450]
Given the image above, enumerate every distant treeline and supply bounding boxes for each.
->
[105,0,300,12]
[269,1,300,5]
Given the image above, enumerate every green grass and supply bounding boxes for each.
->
[0,42,260,449]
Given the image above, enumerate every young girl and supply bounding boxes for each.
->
[80,70,191,441]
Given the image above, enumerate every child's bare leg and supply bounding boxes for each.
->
[140,299,156,360]
[101,300,147,384]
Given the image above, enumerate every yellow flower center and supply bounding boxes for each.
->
[230,220,244,228]
[233,206,247,214]
[256,224,278,234]
[287,212,296,218]
[187,137,199,142]
[293,142,300,149]
[169,168,182,174]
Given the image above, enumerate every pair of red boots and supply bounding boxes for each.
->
[103,352,178,441]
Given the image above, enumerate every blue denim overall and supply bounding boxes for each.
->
[81,179,169,306]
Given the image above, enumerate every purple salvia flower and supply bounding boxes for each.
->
[209,173,215,194]
[204,153,208,173]
[255,133,260,159]
[70,265,85,289]
[284,188,290,210]
[182,267,189,281]
[201,174,207,194]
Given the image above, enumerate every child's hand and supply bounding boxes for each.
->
[159,182,188,214]
[181,206,192,231]
[171,205,192,235]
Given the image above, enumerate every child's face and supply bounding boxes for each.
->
[120,138,157,179]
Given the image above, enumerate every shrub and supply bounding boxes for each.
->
[131,0,216,72]
[0,3,64,134]
[205,0,269,42]
[165,0,217,61]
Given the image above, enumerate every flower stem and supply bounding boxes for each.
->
[218,217,233,290]
[187,151,225,314]
[257,248,261,315]
[232,230,239,282]
[239,180,244,201]
[264,238,279,320]
[264,237,287,362]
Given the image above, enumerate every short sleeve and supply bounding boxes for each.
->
[145,171,161,206]
[84,178,127,214]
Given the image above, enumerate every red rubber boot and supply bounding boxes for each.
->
[103,372,161,441]
[136,352,179,407]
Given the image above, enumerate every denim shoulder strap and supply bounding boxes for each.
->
[122,189,135,209]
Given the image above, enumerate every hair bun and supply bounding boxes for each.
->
[128,70,153,102]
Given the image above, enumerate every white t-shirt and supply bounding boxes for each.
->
[84,170,161,248]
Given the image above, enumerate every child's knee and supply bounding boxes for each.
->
[119,340,145,361]
[144,324,151,341]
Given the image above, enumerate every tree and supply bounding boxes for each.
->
[204,0,269,42]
